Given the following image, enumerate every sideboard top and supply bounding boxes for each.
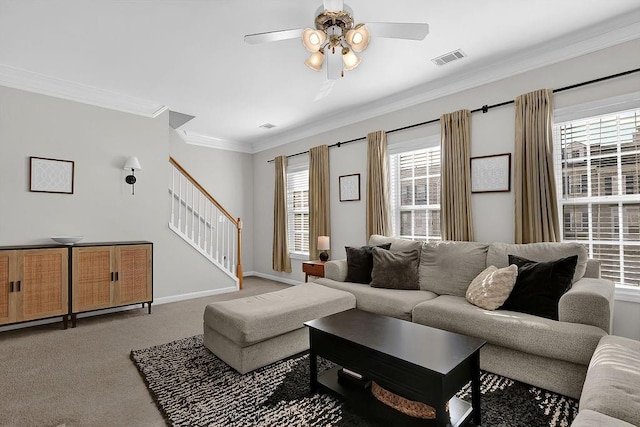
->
[0,241,152,250]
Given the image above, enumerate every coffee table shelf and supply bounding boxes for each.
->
[318,366,474,427]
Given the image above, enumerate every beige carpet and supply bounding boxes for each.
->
[0,277,289,427]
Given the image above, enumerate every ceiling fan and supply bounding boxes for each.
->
[244,0,429,80]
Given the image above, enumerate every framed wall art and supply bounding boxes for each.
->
[471,153,511,193]
[30,156,75,194]
[339,173,361,202]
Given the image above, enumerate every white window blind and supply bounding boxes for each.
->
[287,167,309,255]
[555,109,640,287]
[389,147,441,241]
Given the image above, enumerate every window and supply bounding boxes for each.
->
[555,109,640,287]
[389,146,441,241]
[287,167,309,256]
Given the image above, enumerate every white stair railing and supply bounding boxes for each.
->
[168,157,243,288]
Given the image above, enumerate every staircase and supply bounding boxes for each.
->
[168,157,243,288]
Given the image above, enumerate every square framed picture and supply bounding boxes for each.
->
[30,156,75,194]
[339,173,361,202]
[471,153,511,193]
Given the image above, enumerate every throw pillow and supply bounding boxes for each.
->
[345,244,392,284]
[370,247,420,290]
[465,265,518,310]
[500,254,578,320]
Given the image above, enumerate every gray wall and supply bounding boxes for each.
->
[0,85,252,301]
[251,39,640,338]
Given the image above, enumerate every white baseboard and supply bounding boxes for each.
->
[244,271,303,286]
[153,286,238,305]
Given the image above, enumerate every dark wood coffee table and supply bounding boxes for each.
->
[305,309,486,427]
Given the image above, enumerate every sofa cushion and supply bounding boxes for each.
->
[411,295,606,365]
[501,255,577,320]
[572,410,635,427]
[487,242,588,282]
[465,264,518,310]
[579,335,640,426]
[418,241,489,296]
[203,283,356,346]
[315,278,437,321]
[368,234,422,254]
[345,243,391,284]
[370,247,420,290]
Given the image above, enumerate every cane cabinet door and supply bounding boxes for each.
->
[16,248,69,322]
[72,246,113,313]
[115,244,152,306]
[0,250,16,325]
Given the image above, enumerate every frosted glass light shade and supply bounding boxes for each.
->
[345,24,370,52]
[302,28,326,52]
[342,49,361,71]
[123,156,142,171]
[305,51,325,71]
[318,236,330,250]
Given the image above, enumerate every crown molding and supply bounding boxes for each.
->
[178,130,254,153]
[250,10,640,152]
[0,64,168,118]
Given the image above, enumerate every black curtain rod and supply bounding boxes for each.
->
[267,67,640,163]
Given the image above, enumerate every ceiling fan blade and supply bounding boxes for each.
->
[365,22,429,40]
[244,28,304,45]
[323,0,344,12]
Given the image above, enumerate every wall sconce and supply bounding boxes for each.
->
[123,156,142,195]
[318,236,330,261]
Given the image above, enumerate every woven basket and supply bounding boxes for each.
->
[371,381,439,420]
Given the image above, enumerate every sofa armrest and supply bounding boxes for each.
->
[325,259,348,282]
[559,277,614,333]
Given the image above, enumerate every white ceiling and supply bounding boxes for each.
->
[1,0,640,153]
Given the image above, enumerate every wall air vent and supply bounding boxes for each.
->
[259,123,277,129]
[431,49,466,66]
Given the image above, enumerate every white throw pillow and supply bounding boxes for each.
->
[465,265,518,310]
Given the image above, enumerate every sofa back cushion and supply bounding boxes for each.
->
[487,242,588,282]
[369,234,422,254]
[419,241,489,296]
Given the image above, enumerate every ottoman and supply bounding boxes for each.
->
[203,283,356,374]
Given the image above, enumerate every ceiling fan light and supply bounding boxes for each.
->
[345,24,369,52]
[305,51,325,71]
[342,48,361,71]
[302,28,326,52]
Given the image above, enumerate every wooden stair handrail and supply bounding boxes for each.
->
[169,156,238,226]
[169,156,243,289]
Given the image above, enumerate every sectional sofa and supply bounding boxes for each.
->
[314,235,615,400]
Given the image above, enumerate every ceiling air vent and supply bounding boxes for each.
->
[259,123,277,129]
[431,49,466,66]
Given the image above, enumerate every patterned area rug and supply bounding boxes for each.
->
[131,335,578,427]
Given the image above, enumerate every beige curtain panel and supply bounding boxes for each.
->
[440,109,474,241]
[272,155,291,272]
[366,130,391,239]
[309,145,330,260]
[514,89,560,243]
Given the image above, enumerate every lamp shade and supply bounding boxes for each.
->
[302,28,326,52]
[123,156,142,171]
[342,48,361,71]
[317,236,330,250]
[345,24,370,52]
[304,50,325,72]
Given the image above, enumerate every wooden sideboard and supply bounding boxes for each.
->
[0,241,152,331]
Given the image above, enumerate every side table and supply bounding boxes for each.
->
[302,260,325,282]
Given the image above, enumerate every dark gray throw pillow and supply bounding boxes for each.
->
[345,244,392,284]
[370,247,420,290]
[500,254,578,320]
